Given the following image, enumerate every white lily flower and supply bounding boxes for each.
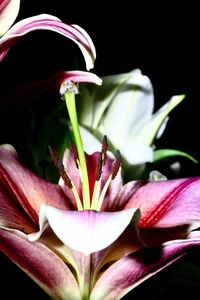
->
[78,69,185,166]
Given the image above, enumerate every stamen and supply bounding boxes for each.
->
[48,145,59,167]
[101,135,108,165]
[95,153,103,181]
[96,150,122,211]
[48,146,83,210]
[111,150,122,180]
[58,159,73,189]
[91,153,103,210]
[70,143,79,169]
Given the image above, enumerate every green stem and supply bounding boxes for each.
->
[64,92,90,209]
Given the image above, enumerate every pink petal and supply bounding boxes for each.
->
[90,231,200,300]
[0,14,96,70]
[90,223,145,283]
[0,182,35,233]
[58,70,102,85]
[0,0,20,36]
[0,144,70,225]
[4,71,102,114]
[114,177,200,229]
[40,206,139,255]
[0,228,80,299]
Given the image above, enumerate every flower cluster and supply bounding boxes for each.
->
[0,1,200,300]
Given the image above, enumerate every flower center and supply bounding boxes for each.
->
[49,137,121,211]
[49,80,122,211]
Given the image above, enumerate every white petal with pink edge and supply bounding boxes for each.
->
[0,0,20,36]
[0,14,96,70]
[32,206,140,255]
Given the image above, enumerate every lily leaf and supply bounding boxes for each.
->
[154,149,198,163]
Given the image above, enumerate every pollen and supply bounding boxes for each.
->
[59,80,79,97]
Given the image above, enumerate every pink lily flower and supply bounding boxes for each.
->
[0,12,96,70]
[1,140,200,299]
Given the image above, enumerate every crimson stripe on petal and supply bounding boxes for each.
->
[0,14,96,70]
[0,144,70,225]
[140,178,200,227]
[120,177,200,229]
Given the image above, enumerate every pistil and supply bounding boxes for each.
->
[60,80,90,210]
[59,80,122,212]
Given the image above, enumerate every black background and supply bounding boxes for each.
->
[1,1,200,299]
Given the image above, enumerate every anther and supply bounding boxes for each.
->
[101,135,108,165]
[58,159,73,189]
[49,146,73,189]
[111,150,122,179]
[95,153,103,181]
[70,144,79,169]
[48,146,59,167]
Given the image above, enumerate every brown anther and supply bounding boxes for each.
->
[49,146,72,189]
[95,153,103,181]
[70,143,79,169]
[48,146,59,167]
[101,135,108,165]
[111,150,122,180]
[58,159,73,189]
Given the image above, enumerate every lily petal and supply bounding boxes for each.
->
[90,231,200,300]
[0,0,20,36]
[79,69,153,131]
[116,139,153,165]
[0,144,70,225]
[3,71,102,113]
[80,125,102,154]
[58,71,102,85]
[0,182,36,233]
[38,206,139,255]
[0,228,80,299]
[0,14,96,70]
[80,125,154,165]
[78,69,155,165]
[117,177,200,229]
[138,95,185,145]
[101,70,153,149]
